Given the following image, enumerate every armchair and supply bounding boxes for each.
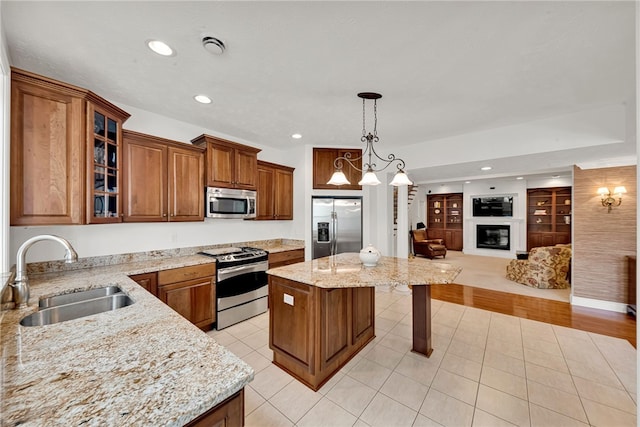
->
[411,229,447,259]
[506,245,572,289]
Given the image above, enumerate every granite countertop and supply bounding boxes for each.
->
[267,253,462,289]
[246,239,305,254]
[1,254,254,426]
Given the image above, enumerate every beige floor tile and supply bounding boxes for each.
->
[249,364,294,400]
[317,370,345,395]
[521,334,563,357]
[525,363,577,394]
[440,352,482,382]
[520,319,556,343]
[242,329,269,350]
[241,350,271,373]
[360,393,418,427]
[325,375,377,417]
[347,358,393,391]
[206,329,238,346]
[364,343,406,370]
[378,332,413,352]
[432,321,457,339]
[475,384,529,427]
[480,365,527,400]
[256,343,273,360]
[552,325,591,341]
[617,367,638,395]
[472,409,517,427]
[395,354,440,386]
[379,372,430,411]
[224,320,261,339]
[268,379,323,423]
[297,397,358,427]
[419,388,474,427]
[581,398,637,427]
[523,347,568,373]
[483,350,525,377]
[431,369,478,406]
[224,340,253,358]
[527,380,587,423]
[573,376,636,414]
[244,401,293,427]
[376,315,400,332]
[529,403,590,427]
[452,327,488,348]
[486,335,523,360]
[246,311,269,329]
[487,325,521,344]
[378,308,406,322]
[390,322,414,340]
[447,338,485,364]
[244,385,265,416]
[412,413,445,426]
[353,418,372,427]
[565,357,624,389]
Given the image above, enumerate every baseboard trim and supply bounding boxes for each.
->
[571,295,628,313]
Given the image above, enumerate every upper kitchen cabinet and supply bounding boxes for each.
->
[256,160,295,220]
[312,147,362,190]
[191,134,261,190]
[123,131,204,222]
[10,67,130,225]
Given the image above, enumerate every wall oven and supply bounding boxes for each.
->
[200,247,268,329]
[206,187,256,219]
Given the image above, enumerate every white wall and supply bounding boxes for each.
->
[9,103,307,263]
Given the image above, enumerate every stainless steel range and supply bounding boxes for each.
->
[200,246,269,330]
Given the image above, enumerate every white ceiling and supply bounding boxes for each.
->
[2,1,636,184]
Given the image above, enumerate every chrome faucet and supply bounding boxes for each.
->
[11,235,78,308]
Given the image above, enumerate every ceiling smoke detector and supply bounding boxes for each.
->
[202,36,225,55]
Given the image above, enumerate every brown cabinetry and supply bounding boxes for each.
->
[129,272,158,297]
[256,160,295,220]
[158,263,216,330]
[123,130,204,222]
[185,389,244,427]
[427,193,463,251]
[268,248,305,268]
[312,147,363,190]
[192,134,260,190]
[527,187,571,251]
[10,67,129,225]
[269,275,374,390]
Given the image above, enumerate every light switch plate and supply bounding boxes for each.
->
[284,293,294,306]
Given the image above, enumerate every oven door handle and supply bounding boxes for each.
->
[218,261,268,281]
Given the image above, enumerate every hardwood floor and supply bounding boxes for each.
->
[431,283,637,347]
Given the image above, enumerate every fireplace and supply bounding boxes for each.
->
[476,225,510,250]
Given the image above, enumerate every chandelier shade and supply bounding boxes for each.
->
[327,92,412,187]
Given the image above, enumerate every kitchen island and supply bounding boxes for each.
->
[267,253,461,391]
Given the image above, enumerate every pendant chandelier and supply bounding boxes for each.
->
[327,92,413,187]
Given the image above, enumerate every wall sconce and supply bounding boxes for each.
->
[597,186,627,212]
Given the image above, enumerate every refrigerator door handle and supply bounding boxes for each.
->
[332,211,337,256]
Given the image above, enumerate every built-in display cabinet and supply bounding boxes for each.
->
[527,187,572,251]
[426,193,463,250]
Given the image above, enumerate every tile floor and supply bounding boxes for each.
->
[207,290,637,427]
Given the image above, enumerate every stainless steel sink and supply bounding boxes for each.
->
[38,286,123,309]
[20,291,134,327]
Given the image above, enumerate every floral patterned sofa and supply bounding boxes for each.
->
[506,245,572,289]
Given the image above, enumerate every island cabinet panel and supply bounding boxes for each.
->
[185,389,244,427]
[269,275,375,391]
[352,287,374,344]
[158,263,216,330]
[320,289,350,368]
[269,277,314,369]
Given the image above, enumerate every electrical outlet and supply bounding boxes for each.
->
[284,293,294,306]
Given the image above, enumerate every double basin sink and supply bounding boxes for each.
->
[20,286,134,327]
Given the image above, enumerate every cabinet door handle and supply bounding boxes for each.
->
[163,214,167,217]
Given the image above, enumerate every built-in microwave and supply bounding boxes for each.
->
[206,187,256,219]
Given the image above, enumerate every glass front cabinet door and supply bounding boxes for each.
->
[88,103,129,223]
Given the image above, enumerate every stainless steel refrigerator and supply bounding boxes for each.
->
[312,196,362,259]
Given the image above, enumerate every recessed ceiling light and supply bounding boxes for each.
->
[194,95,212,104]
[291,133,302,139]
[480,166,492,171]
[464,181,471,184]
[551,175,560,179]
[202,36,226,55]
[147,40,174,56]
[516,176,524,180]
